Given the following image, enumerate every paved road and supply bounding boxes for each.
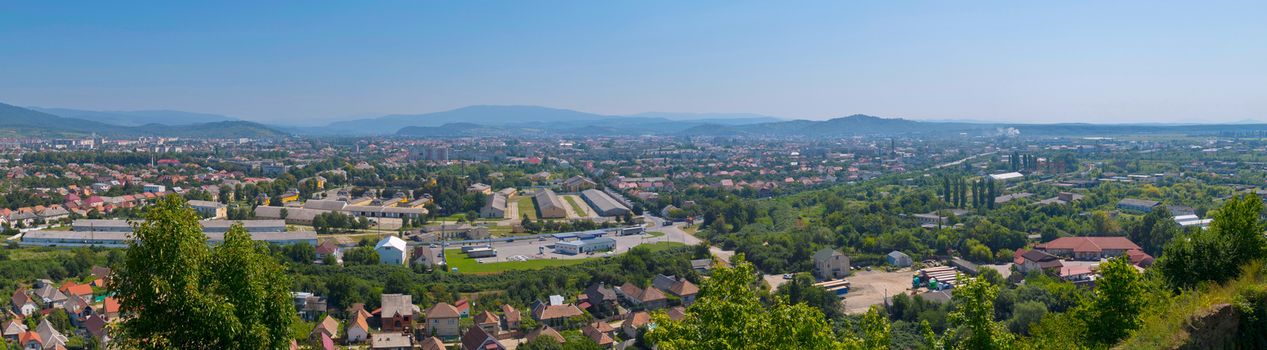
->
[641,213,736,264]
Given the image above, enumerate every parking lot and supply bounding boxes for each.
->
[445,230,687,262]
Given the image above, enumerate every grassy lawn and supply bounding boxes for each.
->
[488,225,515,236]
[517,197,538,220]
[444,248,589,274]
[563,196,588,217]
[442,241,687,274]
[646,231,666,238]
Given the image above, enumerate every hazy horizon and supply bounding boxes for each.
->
[3,1,1265,124]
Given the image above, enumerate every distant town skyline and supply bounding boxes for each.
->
[2,1,1265,125]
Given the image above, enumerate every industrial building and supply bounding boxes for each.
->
[580,189,630,217]
[71,219,286,233]
[481,192,508,219]
[534,189,568,219]
[554,237,616,255]
[21,230,317,248]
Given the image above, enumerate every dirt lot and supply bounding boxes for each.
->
[843,268,915,314]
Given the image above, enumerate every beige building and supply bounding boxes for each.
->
[812,248,851,280]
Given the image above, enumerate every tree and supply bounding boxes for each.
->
[207,225,296,348]
[1155,194,1267,289]
[1077,256,1147,347]
[343,246,380,266]
[1128,205,1180,255]
[1006,301,1046,336]
[645,254,884,350]
[112,195,295,350]
[945,275,1014,350]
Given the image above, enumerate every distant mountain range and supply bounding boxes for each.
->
[0,103,286,138]
[15,102,1267,138]
[31,107,237,126]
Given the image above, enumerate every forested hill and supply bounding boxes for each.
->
[0,102,287,138]
[677,114,1267,137]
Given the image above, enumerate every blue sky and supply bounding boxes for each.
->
[2,1,1264,124]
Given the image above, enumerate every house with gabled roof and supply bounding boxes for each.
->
[474,310,501,334]
[526,326,566,345]
[500,304,522,331]
[11,288,36,316]
[2,319,26,342]
[531,301,584,329]
[347,309,371,343]
[379,294,416,333]
[616,282,667,311]
[425,302,460,338]
[309,315,339,343]
[651,275,700,306]
[460,324,505,350]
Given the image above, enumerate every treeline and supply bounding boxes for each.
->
[287,244,706,318]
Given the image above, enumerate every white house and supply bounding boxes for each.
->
[376,236,408,265]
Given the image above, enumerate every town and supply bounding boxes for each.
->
[0,122,1266,349]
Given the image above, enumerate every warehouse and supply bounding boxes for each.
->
[534,189,568,219]
[480,192,508,219]
[554,237,617,255]
[72,219,287,233]
[581,189,630,217]
[21,230,317,248]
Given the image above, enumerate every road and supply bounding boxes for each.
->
[641,213,736,264]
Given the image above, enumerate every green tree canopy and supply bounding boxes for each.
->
[113,195,295,349]
[645,254,888,350]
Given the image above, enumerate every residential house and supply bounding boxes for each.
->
[1016,249,1063,274]
[309,315,339,343]
[460,324,505,350]
[531,302,584,329]
[33,285,68,309]
[347,309,371,343]
[315,240,342,264]
[380,294,416,333]
[36,319,67,350]
[11,288,36,316]
[375,236,408,265]
[526,326,566,345]
[2,319,26,342]
[370,332,413,350]
[622,311,650,339]
[420,336,446,350]
[83,314,110,345]
[501,304,522,331]
[425,302,461,338]
[411,246,439,270]
[811,249,851,280]
[581,322,616,348]
[616,282,667,311]
[18,331,40,350]
[584,283,619,317]
[474,310,501,334]
[651,275,700,307]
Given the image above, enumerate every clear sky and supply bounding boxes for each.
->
[2,1,1264,124]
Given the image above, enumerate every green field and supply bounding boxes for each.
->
[517,197,538,220]
[563,196,589,216]
[444,248,589,274]
[443,241,686,274]
[646,231,666,238]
